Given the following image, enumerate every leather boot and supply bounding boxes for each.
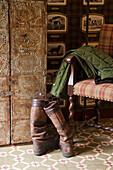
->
[31,99,59,156]
[44,101,74,157]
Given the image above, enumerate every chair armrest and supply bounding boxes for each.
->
[65,55,75,64]
[65,55,77,96]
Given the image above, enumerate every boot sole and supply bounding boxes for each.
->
[59,145,74,158]
[62,151,74,158]
[34,140,59,156]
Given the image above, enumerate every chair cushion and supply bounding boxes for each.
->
[98,24,113,58]
[73,79,113,102]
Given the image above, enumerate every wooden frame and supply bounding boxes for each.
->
[47,59,62,70]
[83,0,104,5]
[47,0,67,6]
[58,99,66,108]
[81,13,104,33]
[47,13,68,33]
[82,42,99,47]
[47,43,66,59]
[79,96,95,107]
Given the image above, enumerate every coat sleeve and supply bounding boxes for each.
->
[50,57,70,99]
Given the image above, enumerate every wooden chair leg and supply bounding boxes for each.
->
[86,99,113,132]
[68,96,113,133]
[94,99,100,124]
[68,95,75,135]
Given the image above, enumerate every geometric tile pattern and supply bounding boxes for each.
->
[0,118,113,170]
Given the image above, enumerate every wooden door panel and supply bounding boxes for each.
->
[10,1,47,144]
[0,2,8,29]
[0,54,9,76]
[10,1,42,25]
[0,1,10,145]
[0,2,9,73]
[11,48,42,75]
[11,99,31,143]
[12,99,31,119]
[11,74,45,99]
[0,30,9,55]
[12,119,31,144]
[0,0,47,145]
[0,100,10,145]
[0,77,9,100]
[0,1,9,76]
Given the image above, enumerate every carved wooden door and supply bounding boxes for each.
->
[0,0,47,145]
[0,0,10,145]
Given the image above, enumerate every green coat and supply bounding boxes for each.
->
[50,45,113,99]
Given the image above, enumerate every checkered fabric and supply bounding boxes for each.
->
[73,79,113,102]
[98,24,113,58]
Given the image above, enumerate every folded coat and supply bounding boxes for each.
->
[50,45,113,99]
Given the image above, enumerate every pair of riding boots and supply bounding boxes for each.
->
[30,99,74,158]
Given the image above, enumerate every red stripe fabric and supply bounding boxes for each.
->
[74,79,113,102]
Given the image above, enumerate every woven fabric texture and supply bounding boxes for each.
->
[73,79,113,102]
[98,24,113,58]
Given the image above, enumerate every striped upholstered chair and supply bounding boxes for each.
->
[66,24,113,132]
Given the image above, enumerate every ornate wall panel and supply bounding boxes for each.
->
[9,0,47,143]
[0,0,10,145]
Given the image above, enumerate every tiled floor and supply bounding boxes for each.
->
[1,119,113,170]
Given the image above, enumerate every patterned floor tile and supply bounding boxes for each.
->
[66,166,78,170]
[0,119,113,169]
[25,167,37,170]
[4,157,16,166]
[52,163,68,170]
[97,153,110,160]
[64,162,77,168]
[94,164,111,170]
[87,164,99,170]
[0,159,5,167]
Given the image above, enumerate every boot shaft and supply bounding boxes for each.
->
[44,101,74,157]
[31,99,49,140]
[31,99,48,122]
[30,99,59,156]
[44,101,72,142]
[32,99,48,108]
[44,101,67,130]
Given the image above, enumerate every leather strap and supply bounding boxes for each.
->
[30,120,46,127]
